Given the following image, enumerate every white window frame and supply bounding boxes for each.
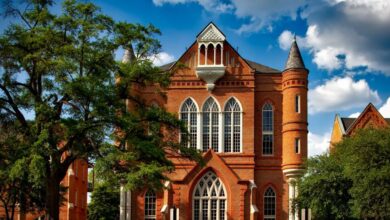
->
[193,171,227,220]
[262,103,274,156]
[223,97,242,153]
[144,190,157,220]
[179,98,199,149]
[202,97,221,152]
[264,187,276,220]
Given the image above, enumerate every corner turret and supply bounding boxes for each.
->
[281,39,308,220]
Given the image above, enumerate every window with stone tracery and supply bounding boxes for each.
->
[180,98,198,148]
[202,97,220,152]
[264,187,276,220]
[144,190,156,220]
[193,171,227,220]
[224,98,241,152]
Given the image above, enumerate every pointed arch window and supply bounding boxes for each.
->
[262,103,274,155]
[202,98,220,152]
[193,171,227,220]
[180,98,198,148]
[264,187,276,220]
[144,190,156,220]
[224,98,242,152]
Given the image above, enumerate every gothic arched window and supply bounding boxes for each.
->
[180,98,198,148]
[262,103,274,155]
[224,98,242,152]
[202,97,220,152]
[264,187,276,220]
[144,190,156,220]
[193,171,227,220]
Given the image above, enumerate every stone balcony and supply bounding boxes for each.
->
[196,64,225,91]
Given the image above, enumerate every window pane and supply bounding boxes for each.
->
[224,98,241,152]
[263,134,273,155]
[264,188,276,220]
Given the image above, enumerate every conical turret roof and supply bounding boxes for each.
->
[285,37,305,70]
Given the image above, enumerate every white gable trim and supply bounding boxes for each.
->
[197,23,225,42]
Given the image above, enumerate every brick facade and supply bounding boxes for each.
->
[125,23,308,220]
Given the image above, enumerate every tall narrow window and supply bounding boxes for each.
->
[262,103,274,155]
[144,190,156,220]
[202,98,220,152]
[180,98,198,148]
[264,187,276,220]
[295,95,300,113]
[224,98,242,152]
[193,171,227,220]
[295,138,300,154]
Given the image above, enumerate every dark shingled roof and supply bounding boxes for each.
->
[341,117,390,131]
[158,60,280,74]
[341,118,357,131]
[159,61,175,71]
[285,39,306,70]
[244,59,281,74]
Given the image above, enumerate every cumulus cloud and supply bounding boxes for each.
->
[308,76,381,114]
[278,30,294,50]
[308,132,331,157]
[153,0,234,13]
[301,0,390,73]
[149,52,175,66]
[349,112,360,118]
[379,97,390,118]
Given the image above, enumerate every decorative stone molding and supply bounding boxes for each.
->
[197,23,225,42]
[196,65,225,91]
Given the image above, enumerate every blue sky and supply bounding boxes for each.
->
[2,0,390,156]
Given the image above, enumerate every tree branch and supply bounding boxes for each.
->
[0,84,28,128]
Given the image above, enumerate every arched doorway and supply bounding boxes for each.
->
[193,171,227,220]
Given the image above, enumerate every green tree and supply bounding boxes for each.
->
[0,0,200,219]
[295,153,353,220]
[297,127,390,220]
[336,128,390,219]
[87,183,120,220]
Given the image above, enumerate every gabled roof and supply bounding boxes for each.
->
[158,22,280,74]
[338,103,389,135]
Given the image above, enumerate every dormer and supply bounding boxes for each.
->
[196,23,226,91]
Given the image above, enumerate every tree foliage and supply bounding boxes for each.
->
[0,0,200,219]
[296,128,390,219]
[87,183,120,220]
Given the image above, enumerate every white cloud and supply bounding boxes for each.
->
[308,132,331,157]
[153,0,234,13]
[300,0,390,73]
[349,112,360,118]
[278,30,294,50]
[231,0,306,34]
[308,76,381,114]
[379,97,390,118]
[149,52,175,66]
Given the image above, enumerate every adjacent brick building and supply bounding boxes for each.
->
[330,103,390,149]
[120,23,309,220]
[0,159,88,220]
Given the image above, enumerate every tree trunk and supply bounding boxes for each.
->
[45,179,60,220]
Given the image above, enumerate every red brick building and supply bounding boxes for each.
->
[120,23,308,220]
[0,159,88,220]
